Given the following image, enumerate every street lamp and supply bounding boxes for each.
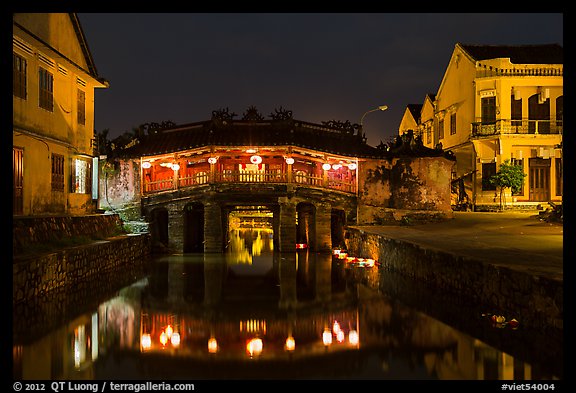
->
[359,105,388,128]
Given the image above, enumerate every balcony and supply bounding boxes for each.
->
[471,119,563,137]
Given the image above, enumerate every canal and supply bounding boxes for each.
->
[13,229,562,381]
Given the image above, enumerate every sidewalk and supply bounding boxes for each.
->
[352,211,563,283]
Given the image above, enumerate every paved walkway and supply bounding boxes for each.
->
[352,211,563,283]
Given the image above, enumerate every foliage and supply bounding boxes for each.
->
[489,159,527,209]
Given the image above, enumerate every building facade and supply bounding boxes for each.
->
[401,43,563,210]
[13,13,109,216]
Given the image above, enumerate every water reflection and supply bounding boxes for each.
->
[13,230,561,380]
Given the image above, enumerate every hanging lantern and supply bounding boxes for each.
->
[171,163,180,171]
[208,157,218,164]
[250,155,263,165]
[142,161,151,169]
[332,163,342,170]
[348,330,359,346]
[322,163,331,171]
[141,333,152,350]
[348,163,357,170]
[208,337,218,353]
[285,157,295,165]
[322,328,333,346]
[285,336,295,351]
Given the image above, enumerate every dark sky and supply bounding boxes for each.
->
[78,13,563,147]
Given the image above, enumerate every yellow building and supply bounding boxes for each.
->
[13,13,109,216]
[401,43,563,210]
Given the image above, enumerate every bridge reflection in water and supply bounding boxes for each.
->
[13,230,560,380]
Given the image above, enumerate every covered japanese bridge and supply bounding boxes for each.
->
[108,107,454,254]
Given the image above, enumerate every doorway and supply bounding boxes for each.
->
[529,158,550,202]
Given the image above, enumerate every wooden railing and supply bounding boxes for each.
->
[144,169,356,195]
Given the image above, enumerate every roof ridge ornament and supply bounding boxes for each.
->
[242,105,265,121]
[269,106,293,121]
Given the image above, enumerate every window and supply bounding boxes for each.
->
[13,52,27,99]
[482,162,497,191]
[511,158,524,196]
[77,89,86,125]
[72,158,91,194]
[481,96,496,124]
[426,123,432,145]
[51,154,65,192]
[450,113,456,135]
[39,67,54,111]
[438,119,444,140]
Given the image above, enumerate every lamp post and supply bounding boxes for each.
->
[359,105,388,129]
[359,105,388,142]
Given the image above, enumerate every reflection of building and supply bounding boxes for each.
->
[13,251,560,380]
[12,13,109,215]
[399,43,563,210]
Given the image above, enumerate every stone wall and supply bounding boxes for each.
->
[357,156,454,225]
[13,214,125,256]
[344,228,562,333]
[13,233,151,306]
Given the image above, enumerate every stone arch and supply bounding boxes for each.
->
[183,202,205,253]
[149,207,169,252]
[331,208,347,249]
[296,202,316,250]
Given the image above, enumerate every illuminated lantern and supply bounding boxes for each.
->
[332,164,342,170]
[165,325,173,337]
[332,321,341,335]
[322,163,331,171]
[348,330,359,346]
[246,148,257,154]
[171,163,180,171]
[285,336,295,351]
[508,319,520,329]
[250,155,263,165]
[336,330,345,343]
[285,157,295,165]
[159,331,168,346]
[246,338,263,357]
[208,337,218,353]
[141,333,152,350]
[322,328,332,346]
[208,157,218,164]
[170,332,181,347]
[348,163,357,170]
[142,161,151,169]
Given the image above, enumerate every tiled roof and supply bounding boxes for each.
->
[115,119,384,158]
[459,43,563,64]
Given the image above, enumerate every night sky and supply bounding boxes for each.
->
[78,13,563,147]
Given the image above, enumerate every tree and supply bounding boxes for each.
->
[489,159,527,210]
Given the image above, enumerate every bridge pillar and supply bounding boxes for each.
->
[314,253,332,304]
[278,198,296,252]
[204,201,223,253]
[278,253,298,309]
[315,201,332,253]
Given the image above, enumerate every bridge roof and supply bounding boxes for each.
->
[115,118,384,159]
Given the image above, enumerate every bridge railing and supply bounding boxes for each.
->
[144,169,356,194]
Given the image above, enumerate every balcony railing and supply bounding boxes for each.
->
[471,119,563,137]
[143,169,356,195]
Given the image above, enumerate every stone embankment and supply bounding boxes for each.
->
[13,214,151,306]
